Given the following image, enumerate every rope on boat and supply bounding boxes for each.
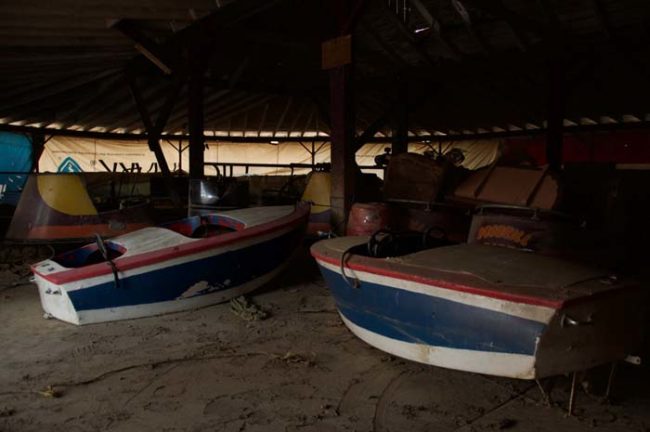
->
[95,233,120,289]
[340,247,360,289]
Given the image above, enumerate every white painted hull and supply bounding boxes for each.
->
[340,313,537,379]
[312,237,646,379]
[33,204,310,325]
[37,264,286,325]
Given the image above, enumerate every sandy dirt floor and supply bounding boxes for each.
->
[1,246,649,432]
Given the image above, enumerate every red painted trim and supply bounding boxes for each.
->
[34,204,310,285]
[311,249,564,309]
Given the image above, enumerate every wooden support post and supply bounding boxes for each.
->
[326,0,365,234]
[188,46,206,180]
[30,132,45,172]
[392,79,408,155]
[128,73,184,206]
[546,57,565,171]
[148,138,172,175]
[329,65,355,233]
[128,73,182,177]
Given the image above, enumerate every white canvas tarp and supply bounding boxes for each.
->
[39,136,501,177]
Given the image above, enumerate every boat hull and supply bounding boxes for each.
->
[36,257,289,325]
[312,238,644,379]
[316,258,544,378]
[34,206,308,325]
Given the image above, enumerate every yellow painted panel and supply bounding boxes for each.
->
[37,174,98,216]
[301,172,331,215]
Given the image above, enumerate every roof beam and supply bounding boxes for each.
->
[465,0,542,49]
[123,0,286,76]
[257,102,270,137]
[103,80,179,132]
[302,106,316,137]
[127,73,155,133]
[109,19,174,75]
[382,6,539,123]
[354,79,438,151]
[273,97,292,135]
[361,21,410,67]
[56,73,126,128]
[0,68,119,115]
[288,99,307,134]
[4,120,650,144]
[450,0,490,54]
[126,72,185,180]
[408,0,461,59]
[200,95,276,131]
[380,2,438,68]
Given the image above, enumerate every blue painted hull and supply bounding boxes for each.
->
[34,205,308,325]
[319,265,546,356]
[69,228,302,312]
[312,237,645,378]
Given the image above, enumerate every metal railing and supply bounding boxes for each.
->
[204,162,383,177]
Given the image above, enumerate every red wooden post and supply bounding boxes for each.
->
[329,64,355,231]
[326,0,365,233]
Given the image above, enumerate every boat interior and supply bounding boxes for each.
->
[350,228,456,259]
[160,214,243,238]
[52,214,243,268]
[53,241,127,268]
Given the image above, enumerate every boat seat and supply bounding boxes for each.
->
[366,228,454,259]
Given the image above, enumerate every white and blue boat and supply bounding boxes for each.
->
[311,235,644,379]
[32,204,309,325]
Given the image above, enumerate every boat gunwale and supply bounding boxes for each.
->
[33,203,310,285]
[313,241,641,311]
[311,248,567,309]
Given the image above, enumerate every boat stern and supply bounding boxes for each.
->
[32,258,84,325]
[32,268,80,325]
[534,282,646,378]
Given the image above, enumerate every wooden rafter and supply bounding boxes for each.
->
[301,105,316,137]
[0,68,119,115]
[361,21,410,67]
[57,73,126,128]
[450,0,491,54]
[408,0,461,59]
[110,19,174,74]
[204,95,275,129]
[257,102,270,136]
[4,119,650,144]
[273,96,292,135]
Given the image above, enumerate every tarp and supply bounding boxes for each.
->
[39,137,332,176]
[0,132,32,206]
[39,136,501,178]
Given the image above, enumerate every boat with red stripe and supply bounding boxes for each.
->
[32,203,309,325]
[311,232,644,379]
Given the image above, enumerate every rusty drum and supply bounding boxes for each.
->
[347,202,392,236]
